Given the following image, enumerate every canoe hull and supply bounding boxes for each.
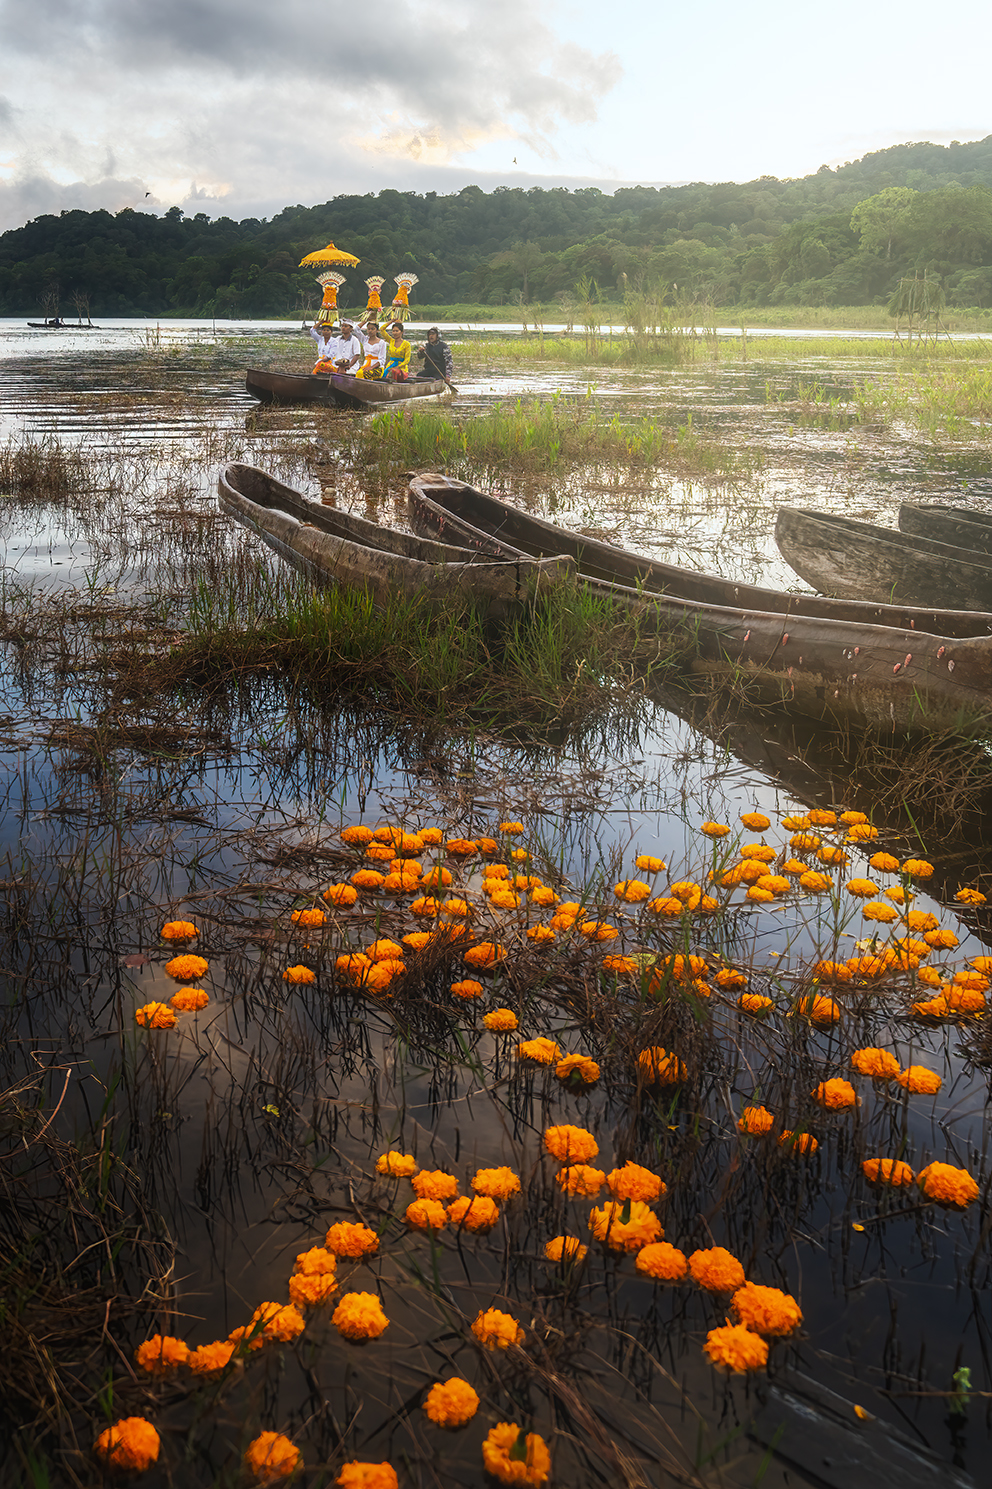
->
[245,367,447,410]
[899,502,992,556]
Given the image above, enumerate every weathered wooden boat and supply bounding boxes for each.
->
[245,368,447,411]
[775,507,992,612]
[899,501,992,556]
[217,463,568,621]
[407,474,992,733]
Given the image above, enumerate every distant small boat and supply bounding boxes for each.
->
[899,502,992,556]
[27,320,96,329]
[775,507,992,612]
[245,368,448,411]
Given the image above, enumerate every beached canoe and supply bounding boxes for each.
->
[899,502,992,556]
[218,463,570,621]
[407,474,992,733]
[775,507,992,612]
[245,368,448,410]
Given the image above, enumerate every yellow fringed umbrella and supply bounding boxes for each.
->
[299,241,361,268]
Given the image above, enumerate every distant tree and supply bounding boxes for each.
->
[850,187,917,259]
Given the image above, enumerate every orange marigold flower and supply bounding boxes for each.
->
[953,969,989,990]
[895,1065,942,1095]
[669,879,705,907]
[244,1432,300,1482]
[482,1423,550,1486]
[647,895,685,915]
[635,1241,688,1280]
[910,995,950,1019]
[350,870,385,891]
[780,814,811,829]
[731,1282,802,1337]
[638,1046,686,1084]
[739,993,774,1015]
[589,1199,662,1252]
[421,866,454,889]
[740,811,772,830]
[790,833,822,852]
[846,822,878,842]
[756,874,791,895]
[291,907,326,928]
[741,843,777,862]
[364,938,401,962]
[862,900,898,923]
[164,953,208,981]
[365,843,395,862]
[917,1161,979,1208]
[289,1272,338,1307]
[530,886,558,907]
[294,1246,337,1277]
[778,1130,818,1154]
[475,836,499,856]
[93,1417,160,1473]
[401,932,431,953]
[406,1198,449,1230]
[781,858,808,876]
[544,1235,588,1263]
[448,1195,500,1230]
[556,1053,601,1085]
[635,854,667,873]
[555,1164,606,1197]
[799,871,832,894]
[956,887,987,905]
[325,1222,379,1259]
[846,878,878,898]
[606,1161,666,1203]
[915,965,943,987]
[135,1001,176,1029]
[483,1007,518,1032]
[862,1157,915,1187]
[336,1462,398,1489]
[578,919,619,941]
[187,1340,235,1375]
[283,965,315,985]
[376,1151,417,1177]
[336,953,371,982]
[382,871,420,894]
[135,1334,188,1375]
[409,895,440,918]
[812,1078,857,1110]
[906,910,939,931]
[251,1301,305,1343]
[924,928,958,950]
[795,993,841,1024]
[423,1377,480,1427]
[701,821,730,836]
[471,1166,520,1201]
[902,858,934,878]
[689,1246,745,1292]
[412,1169,459,1202]
[445,837,476,856]
[510,847,530,861]
[169,987,209,1012]
[869,852,900,872]
[614,878,651,902]
[601,954,638,976]
[341,825,375,846]
[544,1124,598,1163]
[464,941,506,968]
[517,1037,561,1065]
[441,896,472,918]
[332,1291,388,1341]
[498,821,525,834]
[471,1308,523,1350]
[885,886,911,905]
[703,1327,768,1375]
[972,955,992,973]
[526,920,557,941]
[818,845,849,866]
[489,889,521,909]
[418,828,445,846]
[161,919,197,940]
[946,986,986,1014]
[451,979,484,999]
[716,967,748,989]
[746,886,774,903]
[737,1105,774,1135]
[807,808,837,826]
[851,1047,900,1079]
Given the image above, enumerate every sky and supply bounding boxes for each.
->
[1,0,990,233]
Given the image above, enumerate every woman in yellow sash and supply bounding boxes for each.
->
[383,320,412,381]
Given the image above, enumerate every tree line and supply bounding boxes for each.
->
[3,136,992,317]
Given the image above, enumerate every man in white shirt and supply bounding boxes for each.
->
[307,322,337,370]
[328,318,363,373]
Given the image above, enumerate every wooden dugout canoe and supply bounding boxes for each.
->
[244,367,448,410]
[775,507,992,612]
[899,502,992,556]
[407,474,992,732]
[217,463,569,622]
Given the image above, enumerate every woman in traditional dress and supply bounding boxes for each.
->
[382,320,412,380]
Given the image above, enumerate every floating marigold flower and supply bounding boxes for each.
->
[689,1246,746,1292]
[838,810,866,825]
[423,1377,480,1427]
[737,1105,774,1135]
[635,854,666,873]
[289,1272,338,1307]
[135,1334,188,1375]
[601,954,638,976]
[813,1078,857,1110]
[781,814,811,830]
[956,887,987,905]
[483,1008,518,1032]
[589,1199,662,1252]
[578,919,619,941]
[93,1417,160,1473]
[464,941,506,968]
[291,907,326,928]
[740,811,772,830]
[517,1037,561,1065]
[819,845,849,866]
[794,993,841,1024]
[614,878,651,902]
[807,808,837,827]
[471,1308,523,1350]
[799,871,832,894]
[336,1462,398,1489]
[972,955,992,974]
[790,833,822,852]
[336,953,371,983]
[406,1198,449,1230]
[638,1046,686,1084]
[421,866,454,889]
[901,857,934,879]
[530,886,558,908]
[862,1157,915,1187]
[700,821,730,837]
[868,851,899,873]
[170,986,209,1013]
[905,910,939,932]
[471,1166,520,1201]
[451,978,485,999]
[896,1065,942,1095]
[715,967,748,989]
[946,986,986,1014]
[325,1222,379,1259]
[364,961,404,994]
[251,1302,305,1343]
[781,858,808,876]
[846,878,878,899]
[746,886,774,903]
[778,1130,818,1154]
[556,1164,606,1197]
[341,825,374,846]
[606,1162,666,1203]
[510,847,531,861]
[544,1235,588,1263]
[350,870,385,891]
[917,1161,979,1208]
[382,871,420,894]
[756,874,791,895]
[482,1423,550,1486]
[739,993,774,1015]
[332,1291,388,1341]
[544,1124,598,1163]
[498,821,524,834]
[161,919,197,940]
[636,1240,688,1280]
[741,843,777,863]
[294,1246,337,1277]
[244,1432,300,1483]
[444,837,476,857]
[418,827,444,846]
[188,1340,235,1375]
[669,880,705,908]
[648,895,685,915]
[731,1282,802,1337]
[448,1195,500,1230]
[862,900,898,923]
[953,968,989,990]
[401,932,431,953]
[475,836,500,856]
[915,964,943,987]
[164,953,208,981]
[924,927,958,950]
[135,1001,177,1029]
[409,895,440,918]
[851,1047,900,1079]
[703,1324,769,1376]
[412,1169,459,1202]
[846,823,878,842]
[365,843,396,862]
[490,890,522,909]
[556,1053,601,1085]
[910,994,950,1019]
[376,1151,417,1177]
[283,965,315,985]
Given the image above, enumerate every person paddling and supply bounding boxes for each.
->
[416,326,453,382]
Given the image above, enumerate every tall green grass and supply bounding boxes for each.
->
[853,360,992,439]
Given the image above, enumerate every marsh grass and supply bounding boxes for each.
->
[854,359,992,439]
[0,435,93,503]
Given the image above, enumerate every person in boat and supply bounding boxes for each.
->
[355,322,389,379]
[328,318,364,373]
[308,322,338,372]
[415,327,453,381]
[382,320,412,381]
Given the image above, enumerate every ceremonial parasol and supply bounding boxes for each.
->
[299,241,361,268]
[299,241,361,324]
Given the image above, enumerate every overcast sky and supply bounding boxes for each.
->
[1,0,990,232]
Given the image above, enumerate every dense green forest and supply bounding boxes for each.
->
[4,136,992,317]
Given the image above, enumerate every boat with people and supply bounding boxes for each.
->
[407,473,992,733]
[244,367,448,410]
[898,501,992,556]
[774,507,992,612]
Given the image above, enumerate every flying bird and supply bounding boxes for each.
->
[513,157,517,164]
[144,191,150,197]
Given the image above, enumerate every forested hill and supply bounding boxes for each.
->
[5,136,992,317]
